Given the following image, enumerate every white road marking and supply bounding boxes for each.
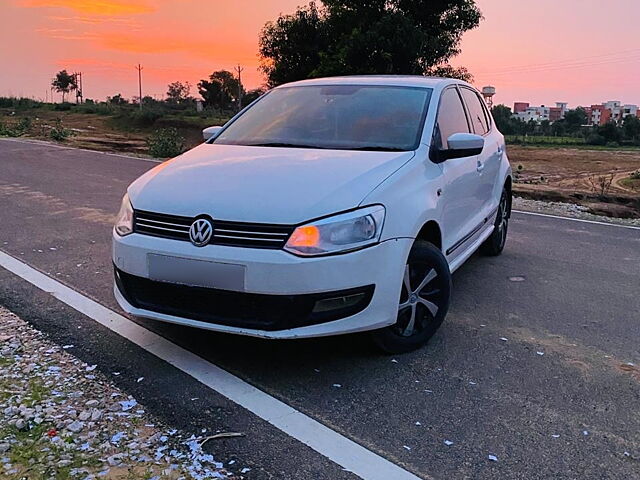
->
[0,137,162,163]
[512,210,640,231]
[0,250,422,480]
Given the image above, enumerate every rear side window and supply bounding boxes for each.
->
[435,88,470,147]
[460,87,489,135]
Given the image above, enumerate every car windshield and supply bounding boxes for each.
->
[212,85,432,151]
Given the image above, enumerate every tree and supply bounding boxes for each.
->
[622,115,640,143]
[563,107,587,134]
[243,88,267,106]
[597,121,622,144]
[491,105,514,134]
[551,119,567,137]
[198,71,243,110]
[51,70,77,103]
[259,0,483,87]
[166,81,192,104]
[107,94,128,105]
[540,119,551,136]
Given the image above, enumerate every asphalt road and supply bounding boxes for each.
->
[1,138,639,479]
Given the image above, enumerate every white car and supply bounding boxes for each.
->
[113,76,511,353]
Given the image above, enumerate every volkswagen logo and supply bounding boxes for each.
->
[189,218,213,247]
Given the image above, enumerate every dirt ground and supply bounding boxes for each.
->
[508,146,640,218]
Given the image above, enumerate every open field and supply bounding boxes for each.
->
[509,146,640,218]
[0,105,229,155]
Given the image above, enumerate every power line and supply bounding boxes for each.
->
[485,54,640,78]
[476,49,640,77]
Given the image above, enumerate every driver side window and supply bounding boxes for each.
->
[434,87,470,149]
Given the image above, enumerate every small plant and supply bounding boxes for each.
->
[513,164,524,183]
[147,127,186,158]
[588,172,615,197]
[0,116,32,137]
[49,118,74,141]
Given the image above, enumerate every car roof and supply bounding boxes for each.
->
[277,75,465,89]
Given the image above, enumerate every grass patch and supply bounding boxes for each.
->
[620,177,640,191]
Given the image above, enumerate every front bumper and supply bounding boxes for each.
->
[112,231,412,339]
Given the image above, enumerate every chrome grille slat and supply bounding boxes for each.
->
[213,234,282,242]
[133,209,294,249]
[136,222,190,234]
[136,217,190,229]
[214,228,289,237]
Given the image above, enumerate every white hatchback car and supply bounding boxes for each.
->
[113,76,511,353]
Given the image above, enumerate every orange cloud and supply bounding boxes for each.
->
[20,0,153,15]
[97,31,257,63]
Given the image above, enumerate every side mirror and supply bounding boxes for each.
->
[432,133,484,162]
[203,126,223,142]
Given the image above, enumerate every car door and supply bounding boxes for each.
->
[435,86,486,261]
[459,87,501,219]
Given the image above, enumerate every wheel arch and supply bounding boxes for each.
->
[416,220,442,251]
[504,175,513,217]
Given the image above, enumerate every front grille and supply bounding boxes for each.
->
[115,267,374,331]
[134,210,294,249]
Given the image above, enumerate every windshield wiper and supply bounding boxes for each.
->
[347,146,408,152]
[246,142,327,149]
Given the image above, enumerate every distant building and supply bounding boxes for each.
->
[583,101,639,126]
[512,99,638,125]
[584,105,611,126]
[513,102,529,114]
[512,102,567,123]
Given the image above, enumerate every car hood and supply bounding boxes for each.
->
[128,144,415,224]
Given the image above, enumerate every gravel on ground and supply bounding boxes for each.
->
[513,196,640,227]
[0,307,244,480]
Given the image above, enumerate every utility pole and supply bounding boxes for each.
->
[74,72,83,104]
[136,64,143,110]
[235,64,244,111]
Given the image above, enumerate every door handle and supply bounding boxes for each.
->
[476,160,484,173]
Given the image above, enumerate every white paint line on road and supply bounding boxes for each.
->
[0,249,423,480]
[0,137,162,163]
[512,210,640,231]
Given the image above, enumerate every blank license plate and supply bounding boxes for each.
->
[147,254,245,291]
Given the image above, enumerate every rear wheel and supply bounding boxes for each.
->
[372,241,451,354]
[480,186,510,256]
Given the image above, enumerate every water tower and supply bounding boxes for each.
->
[481,86,496,108]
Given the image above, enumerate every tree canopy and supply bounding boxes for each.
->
[51,70,77,103]
[197,70,243,110]
[258,0,482,87]
[166,81,192,104]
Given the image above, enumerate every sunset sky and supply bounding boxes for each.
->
[1,0,639,108]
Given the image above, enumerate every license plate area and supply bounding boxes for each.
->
[147,254,245,291]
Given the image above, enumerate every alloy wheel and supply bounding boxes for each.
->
[395,262,445,337]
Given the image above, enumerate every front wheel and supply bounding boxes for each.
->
[372,241,452,354]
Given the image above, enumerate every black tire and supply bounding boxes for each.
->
[480,186,511,256]
[372,241,452,354]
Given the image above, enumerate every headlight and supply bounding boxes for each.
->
[284,205,385,256]
[114,193,134,236]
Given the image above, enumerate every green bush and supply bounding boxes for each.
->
[0,96,43,109]
[49,119,74,141]
[147,127,185,158]
[76,103,112,115]
[53,102,73,111]
[0,116,33,137]
[586,133,606,146]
